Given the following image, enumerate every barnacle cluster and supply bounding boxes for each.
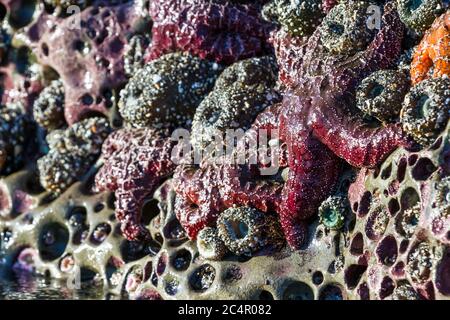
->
[356,70,410,123]
[217,207,284,256]
[318,195,349,230]
[119,52,222,129]
[33,79,65,130]
[319,1,377,55]
[0,105,33,175]
[0,0,449,301]
[262,0,324,36]
[397,0,442,32]
[37,117,110,194]
[400,77,450,146]
[191,55,280,149]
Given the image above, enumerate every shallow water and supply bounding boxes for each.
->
[0,268,108,300]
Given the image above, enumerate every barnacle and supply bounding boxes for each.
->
[400,78,450,146]
[319,1,377,55]
[396,203,421,238]
[197,227,227,261]
[43,0,90,11]
[191,56,279,149]
[33,79,65,131]
[396,0,441,33]
[124,34,150,78]
[37,117,110,194]
[406,242,435,284]
[262,0,324,36]
[361,199,391,241]
[37,152,93,194]
[392,282,421,300]
[216,207,284,256]
[0,105,33,175]
[434,176,450,218]
[318,195,349,230]
[119,52,222,129]
[356,70,410,123]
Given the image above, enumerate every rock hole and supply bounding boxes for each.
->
[379,276,395,299]
[388,198,400,216]
[435,248,450,296]
[79,267,99,283]
[156,252,168,276]
[120,240,152,263]
[319,284,344,300]
[282,281,314,300]
[41,43,49,57]
[430,136,443,150]
[141,199,159,226]
[72,228,89,246]
[376,235,398,266]
[397,157,407,182]
[312,271,324,285]
[400,239,409,253]
[93,203,104,213]
[408,154,418,166]
[381,164,392,180]
[411,158,436,181]
[164,275,179,296]
[344,264,368,290]
[222,265,242,283]
[365,204,389,240]
[392,261,405,277]
[89,223,111,245]
[189,264,216,292]
[59,254,75,273]
[163,218,188,247]
[67,206,87,225]
[358,191,372,217]
[143,261,153,282]
[400,187,420,210]
[258,290,274,300]
[38,222,69,261]
[81,93,94,106]
[171,249,191,272]
[357,282,370,300]
[109,37,124,53]
[350,232,364,256]
[8,0,36,29]
[150,271,158,287]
